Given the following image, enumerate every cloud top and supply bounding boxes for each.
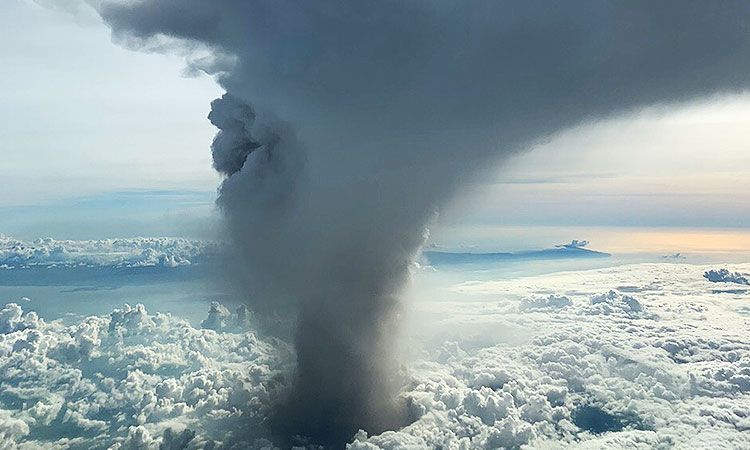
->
[704,268,750,285]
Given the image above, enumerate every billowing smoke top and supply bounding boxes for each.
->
[94,0,750,447]
[207,94,260,176]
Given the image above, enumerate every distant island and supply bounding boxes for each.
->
[423,240,610,265]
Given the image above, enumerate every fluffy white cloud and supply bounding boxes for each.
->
[0,236,213,269]
[0,301,291,449]
[354,262,750,449]
[3,262,750,449]
[0,303,40,334]
[704,268,750,285]
[200,302,251,333]
[518,295,572,312]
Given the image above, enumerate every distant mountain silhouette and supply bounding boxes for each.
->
[423,245,610,265]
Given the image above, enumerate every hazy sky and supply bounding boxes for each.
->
[2,0,749,244]
[442,96,750,228]
[1,0,221,205]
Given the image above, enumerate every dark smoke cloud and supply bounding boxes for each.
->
[92,0,750,446]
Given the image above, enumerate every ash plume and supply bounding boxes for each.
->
[91,0,750,447]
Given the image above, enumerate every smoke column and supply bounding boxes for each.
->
[93,1,750,446]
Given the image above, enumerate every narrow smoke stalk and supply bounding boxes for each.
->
[209,93,416,445]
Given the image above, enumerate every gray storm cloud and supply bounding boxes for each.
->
[91,0,750,447]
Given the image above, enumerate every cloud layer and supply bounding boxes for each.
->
[2,262,750,448]
[0,236,212,270]
[0,301,291,449]
[368,262,750,449]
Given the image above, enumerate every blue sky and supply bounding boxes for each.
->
[0,190,217,239]
[2,0,750,248]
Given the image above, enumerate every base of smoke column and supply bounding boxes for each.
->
[259,288,414,448]
[269,391,414,449]
[267,298,414,448]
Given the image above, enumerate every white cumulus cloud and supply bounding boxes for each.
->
[3,262,750,448]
